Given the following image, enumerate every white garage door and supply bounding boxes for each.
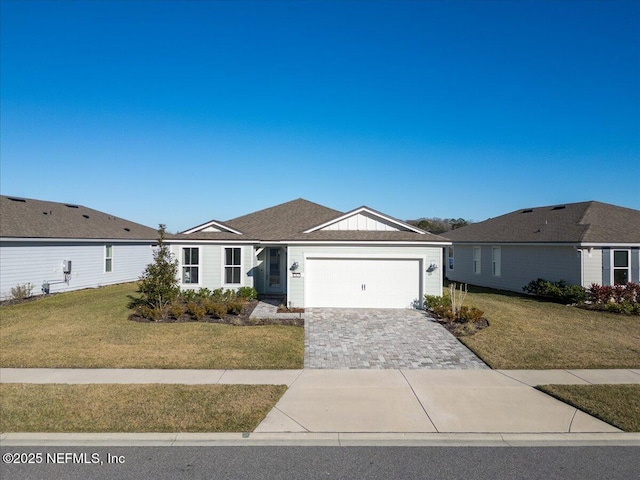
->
[305,258,421,308]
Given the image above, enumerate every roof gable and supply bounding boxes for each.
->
[0,195,158,240]
[304,206,425,234]
[443,201,640,244]
[181,220,243,235]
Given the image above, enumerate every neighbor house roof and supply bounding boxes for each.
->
[0,195,158,240]
[442,201,640,244]
[178,198,449,243]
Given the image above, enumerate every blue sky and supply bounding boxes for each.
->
[1,0,638,232]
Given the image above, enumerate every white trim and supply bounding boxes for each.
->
[303,207,426,234]
[286,240,450,246]
[473,246,481,275]
[104,244,113,273]
[180,246,201,286]
[181,220,243,235]
[611,249,631,285]
[449,241,640,248]
[221,246,243,287]
[0,237,155,244]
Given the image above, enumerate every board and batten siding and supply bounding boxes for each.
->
[287,245,443,308]
[0,241,154,300]
[447,244,581,292]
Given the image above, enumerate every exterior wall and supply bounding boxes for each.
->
[582,248,603,286]
[0,241,154,300]
[446,244,581,292]
[171,243,254,292]
[287,244,444,307]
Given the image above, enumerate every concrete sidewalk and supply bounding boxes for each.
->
[2,368,639,437]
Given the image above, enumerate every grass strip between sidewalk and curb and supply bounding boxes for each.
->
[0,283,304,369]
[537,384,640,432]
[0,384,286,432]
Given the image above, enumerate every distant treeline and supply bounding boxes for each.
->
[406,217,471,234]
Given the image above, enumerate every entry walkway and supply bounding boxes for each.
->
[304,308,488,369]
[2,368,638,434]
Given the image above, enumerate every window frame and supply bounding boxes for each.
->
[447,246,454,271]
[473,246,481,275]
[181,247,200,285]
[223,247,242,286]
[492,246,501,277]
[105,244,113,273]
[612,249,630,285]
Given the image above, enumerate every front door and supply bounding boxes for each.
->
[267,248,285,293]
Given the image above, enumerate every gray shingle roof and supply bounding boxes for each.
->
[442,201,640,244]
[0,195,158,240]
[180,198,449,243]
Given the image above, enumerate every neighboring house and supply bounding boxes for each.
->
[0,195,158,300]
[442,201,640,293]
[169,198,450,308]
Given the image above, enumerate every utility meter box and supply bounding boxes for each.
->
[63,260,72,274]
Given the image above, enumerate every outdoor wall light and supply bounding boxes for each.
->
[427,262,438,272]
[290,261,299,271]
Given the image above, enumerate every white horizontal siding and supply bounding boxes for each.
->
[0,241,154,300]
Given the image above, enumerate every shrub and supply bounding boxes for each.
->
[227,301,244,315]
[186,302,206,321]
[168,301,186,320]
[210,302,227,319]
[180,289,197,303]
[424,295,446,310]
[136,305,167,321]
[196,288,212,301]
[236,286,258,300]
[458,306,485,324]
[523,278,586,304]
[10,283,34,302]
[586,282,640,316]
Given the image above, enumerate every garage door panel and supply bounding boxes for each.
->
[305,258,421,308]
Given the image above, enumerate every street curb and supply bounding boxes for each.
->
[2,432,640,447]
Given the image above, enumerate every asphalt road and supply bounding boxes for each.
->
[2,446,639,480]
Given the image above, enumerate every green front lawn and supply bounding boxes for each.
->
[457,285,640,369]
[0,283,304,369]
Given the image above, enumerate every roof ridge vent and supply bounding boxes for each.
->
[551,205,566,210]
[65,204,79,209]
[8,197,26,202]
[521,209,533,213]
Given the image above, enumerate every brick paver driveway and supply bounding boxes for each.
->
[304,308,488,369]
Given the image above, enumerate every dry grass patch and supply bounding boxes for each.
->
[0,384,286,432]
[457,286,640,369]
[537,384,640,432]
[0,283,303,369]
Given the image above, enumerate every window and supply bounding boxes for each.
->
[492,247,501,277]
[105,244,113,272]
[448,246,454,270]
[473,247,481,274]
[225,247,241,285]
[182,247,199,284]
[613,250,630,285]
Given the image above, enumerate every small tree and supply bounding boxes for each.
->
[137,224,179,313]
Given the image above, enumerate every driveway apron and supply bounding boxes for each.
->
[304,308,488,369]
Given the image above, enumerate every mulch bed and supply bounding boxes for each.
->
[428,312,490,337]
[129,300,304,326]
